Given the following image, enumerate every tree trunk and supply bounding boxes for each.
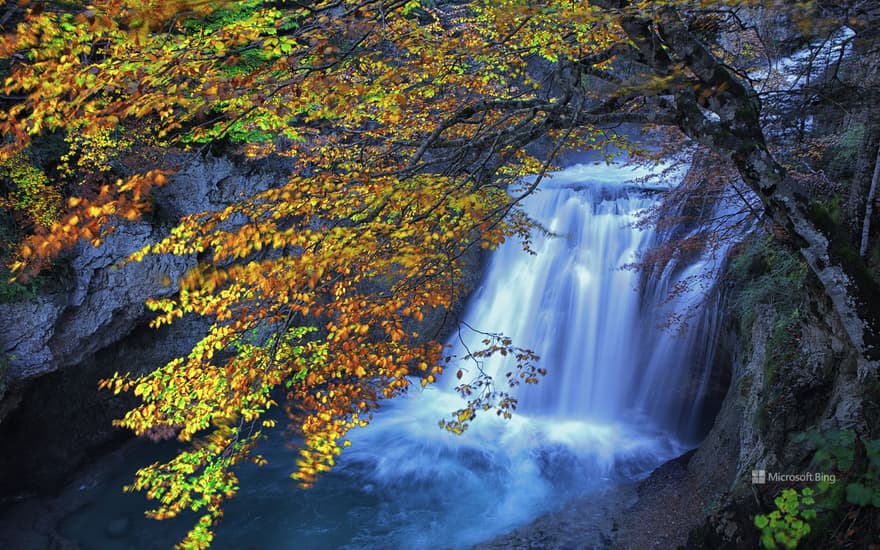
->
[606,4,880,373]
[859,145,880,258]
[710,137,880,374]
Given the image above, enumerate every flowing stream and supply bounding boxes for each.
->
[61,161,725,549]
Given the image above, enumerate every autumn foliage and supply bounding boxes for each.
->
[0,1,616,546]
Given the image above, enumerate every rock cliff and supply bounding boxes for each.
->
[0,154,285,494]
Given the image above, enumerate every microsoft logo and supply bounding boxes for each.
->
[750,470,836,484]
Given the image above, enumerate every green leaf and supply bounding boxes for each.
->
[845,482,873,506]
[755,514,770,529]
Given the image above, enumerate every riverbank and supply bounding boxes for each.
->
[472,450,706,550]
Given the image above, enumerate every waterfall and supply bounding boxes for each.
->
[60,161,728,550]
[317,160,726,548]
[443,160,726,436]
[450,180,654,421]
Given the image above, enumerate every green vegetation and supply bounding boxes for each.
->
[755,430,880,549]
[763,308,801,386]
[754,487,817,550]
[807,196,844,235]
[729,234,807,385]
[728,233,810,436]
[809,197,880,289]
[0,212,39,303]
[729,234,807,331]
[0,265,39,304]
[825,123,865,181]
[0,150,61,230]
[798,430,880,508]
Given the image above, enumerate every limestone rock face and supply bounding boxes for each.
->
[685,289,864,548]
[0,156,280,412]
[0,155,285,494]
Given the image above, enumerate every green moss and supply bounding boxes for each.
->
[809,197,880,289]
[735,140,763,157]
[808,196,843,234]
[729,233,807,408]
[729,234,807,332]
[735,103,755,118]
[764,307,801,386]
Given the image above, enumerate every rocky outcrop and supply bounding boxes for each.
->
[0,156,284,403]
[0,315,208,496]
[0,154,287,495]
[683,257,870,548]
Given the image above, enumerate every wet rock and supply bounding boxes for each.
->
[0,155,285,405]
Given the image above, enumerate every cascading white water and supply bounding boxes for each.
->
[448,164,670,422]
[60,161,727,550]
[440,160,726,437]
